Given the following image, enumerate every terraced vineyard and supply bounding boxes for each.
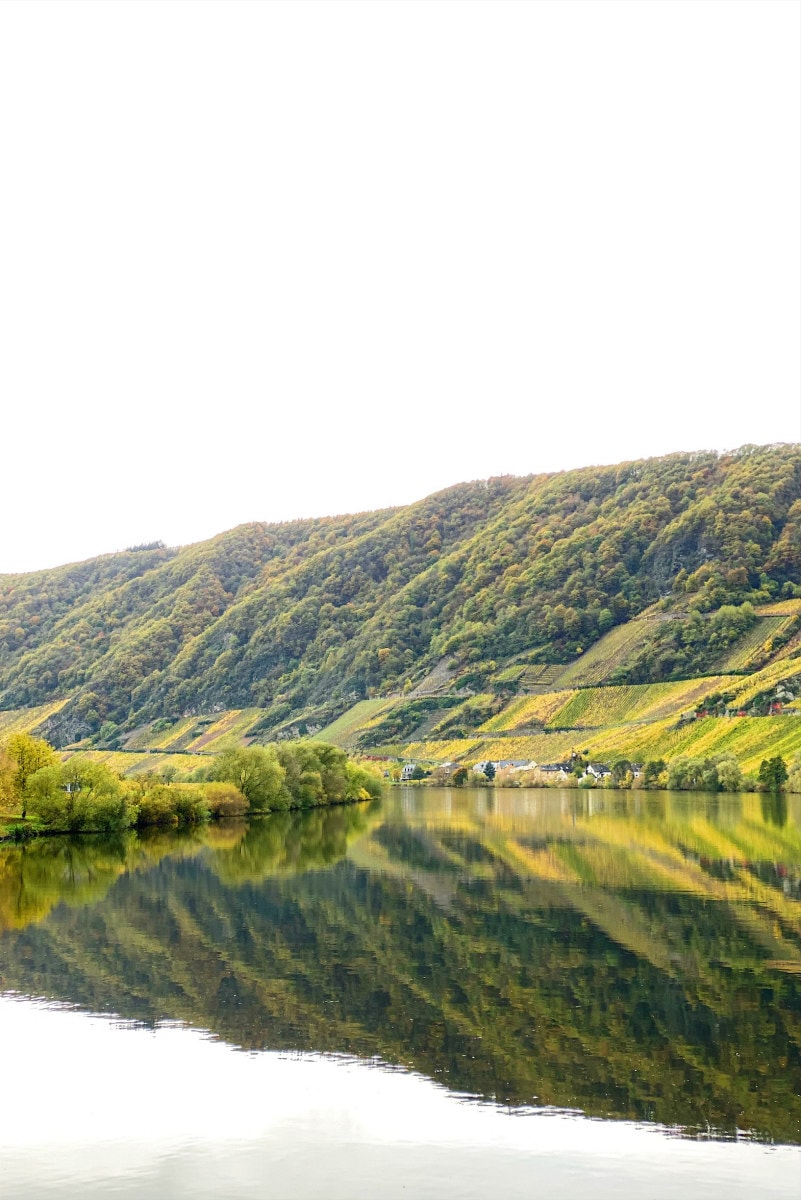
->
[544,677,741,729]
[404,714,801,776]
[184,708,265,751]
[0,699,67,739]
[403,731,583,766]
[59,640,800,777]
[316,698,400,748]
[583,714,801,775]
[478,691,577,733]
[125,716,200,751]
[62,749,202,775]
[518,664,572,692]
[554,620,658,688]
[726,650,801,708]
[3,587,801,786]
[755,599,801,616]
[713,616,792,672]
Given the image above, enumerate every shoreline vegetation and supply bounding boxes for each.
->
[391,751,799,794]
[0,734,383,841]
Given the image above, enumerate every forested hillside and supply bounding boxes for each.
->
[1,444,800,747]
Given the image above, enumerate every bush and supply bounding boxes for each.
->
[787,755,801,793]
[343,759,383,801]
[203,782,249,818]
[16,736,380,835]
[133,783,209,828]
[210,742,383,810]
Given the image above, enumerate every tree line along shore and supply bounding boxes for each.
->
[0,734,383,838]
[388,750,799,793]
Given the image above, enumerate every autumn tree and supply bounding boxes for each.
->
[4,734,58,818]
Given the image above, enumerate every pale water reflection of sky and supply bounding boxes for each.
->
[0,997,797,1200]
[0,1,799,573]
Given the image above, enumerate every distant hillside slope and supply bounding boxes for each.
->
[1,443,800,746]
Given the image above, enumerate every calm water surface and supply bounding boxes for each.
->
[0,787,799,1198]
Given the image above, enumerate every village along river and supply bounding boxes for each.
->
[0,787,799,1198]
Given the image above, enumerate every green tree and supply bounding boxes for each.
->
[758,756,789,792]
[598,608,614,634]
[209,746,286,811]
[26,758,132,832]
[643,759,666,789]
[715,756,744,793]
[484,761,496,782]
[667,754,744,793]
[611,759,632,787]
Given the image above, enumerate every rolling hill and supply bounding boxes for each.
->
[1,443,801,770]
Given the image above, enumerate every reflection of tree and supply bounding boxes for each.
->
[0,837,131,930]
[762,791,788,828]
[0,806,378,932]
[0,828,219,931]
[206,803,379,884]
[0,791,799,1143]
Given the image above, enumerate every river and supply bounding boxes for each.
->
[0,787,799,1198]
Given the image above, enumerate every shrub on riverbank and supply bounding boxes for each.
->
[22,760,207,832]
[666,754,745,792]
[202,781,249,817]
[788,756,801,793]
[131,782,209,828]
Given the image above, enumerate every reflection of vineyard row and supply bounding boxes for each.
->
[0,791,799,1143]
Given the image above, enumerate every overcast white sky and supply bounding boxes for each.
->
[1,0,799,574]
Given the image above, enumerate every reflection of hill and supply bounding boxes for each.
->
[0,791,799,1144]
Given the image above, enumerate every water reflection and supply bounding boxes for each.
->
[0,789,799,1148]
